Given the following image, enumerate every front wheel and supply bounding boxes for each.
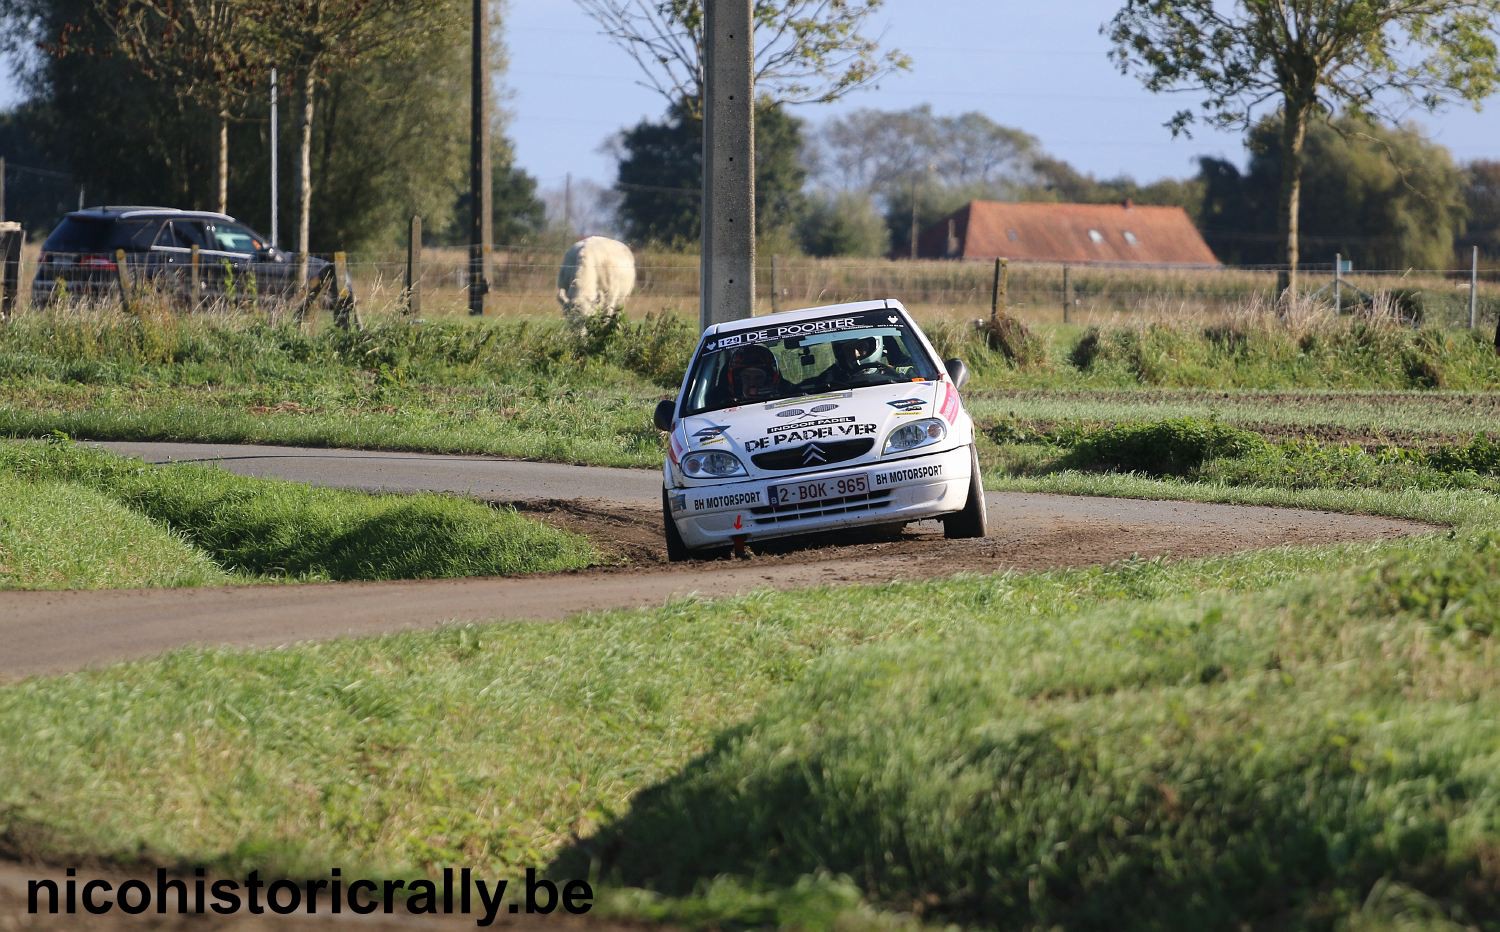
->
[943,446,989,539]
[662,488,691,562]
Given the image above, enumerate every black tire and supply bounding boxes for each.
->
[943,446,989,539]
[662,488,692,562]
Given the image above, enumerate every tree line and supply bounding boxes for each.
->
[3,0,1499,277]
[0,0,545,253]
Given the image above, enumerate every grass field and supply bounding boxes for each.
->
[3,301,1500,927]
[0,441,597,587]
[3,302,1499,473]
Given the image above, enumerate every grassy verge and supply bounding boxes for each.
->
[0,441,597,585]
[569,533,1498,927]
[0,472,232,589]
[0,528,1471,888]
[5,308,1500,926]
[4,310,1500,473]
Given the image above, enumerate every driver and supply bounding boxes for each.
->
[810,336,893,389]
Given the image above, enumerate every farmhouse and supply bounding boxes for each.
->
[916,199,1220,266]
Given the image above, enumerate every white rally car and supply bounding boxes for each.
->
[653,299,987,560]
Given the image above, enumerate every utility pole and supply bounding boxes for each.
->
[468,0,494,316]
[909,173,919,260]
[700,0,754,328]
[1471,246,1479,330]
[0,156,6,222]
[563,172,573,238]
[270,69,279,246]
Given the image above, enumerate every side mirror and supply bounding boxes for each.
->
[653,398,676,433]
[944,358,970,391]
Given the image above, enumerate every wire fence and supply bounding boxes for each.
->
[7,238,1500,332]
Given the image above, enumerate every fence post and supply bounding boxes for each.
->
[332,251,360,330]
[0,221,20,321]
[295,264,330,326]
[114,248,135,315]
[989,258,1001,326]
[1062,265,1072,324]
[405,215,422,318]
[1471,246,1479,330]
[988,257,1009,327]
[1334,253,1342,312]
[189,244,201,310]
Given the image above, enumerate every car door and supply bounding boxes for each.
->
[148,220,204,298]
[192,221,254,299]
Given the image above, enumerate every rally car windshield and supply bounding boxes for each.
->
[681,309,941,416]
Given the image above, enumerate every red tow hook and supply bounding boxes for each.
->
[731,534,750,560]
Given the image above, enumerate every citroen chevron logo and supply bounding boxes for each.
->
[802,443,827,465]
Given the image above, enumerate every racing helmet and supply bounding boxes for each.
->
[834,336,880,366]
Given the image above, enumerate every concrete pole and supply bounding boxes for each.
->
[270,69,279,247]
[1471,246,1479,330]
[468,0,494,316]
[700,0,755,328]
[1334,253,1341,313]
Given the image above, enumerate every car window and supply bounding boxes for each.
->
[681,310,940,416]
[42,217,114,252]
[110,219,165,249]
[154,221,205,249]
[203,222,264,253]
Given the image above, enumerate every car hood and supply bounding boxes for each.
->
[675,381,949,481]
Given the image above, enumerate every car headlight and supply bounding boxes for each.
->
[681,450,747,478]
[883,418,946,455]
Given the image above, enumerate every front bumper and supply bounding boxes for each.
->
[667,444,973,550]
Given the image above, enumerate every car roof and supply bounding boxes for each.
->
[701,299,909,336]
[67,207,236,222]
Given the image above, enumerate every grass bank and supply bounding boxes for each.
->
[0,441,596,586]
[3,309,1500,472]
[0,470,231,589]
[0,522,1482,924]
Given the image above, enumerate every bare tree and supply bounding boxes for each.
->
[1107,0,1500,299]
[576,0,909,115]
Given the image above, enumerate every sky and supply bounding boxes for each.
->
[5,0,1500,198]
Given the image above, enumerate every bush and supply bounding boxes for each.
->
[1061,418,1269,476]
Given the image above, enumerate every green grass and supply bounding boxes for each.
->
[976,417,1500,505]
[4,310,1500,473]
[967,389,1500,445]
[0,472,232,589]
[0,441,597,585]
[2,525,1495,927]
[5,308,1500,927]
[569,541,1499,926]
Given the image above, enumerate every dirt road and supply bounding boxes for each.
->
[0,442,1432,680]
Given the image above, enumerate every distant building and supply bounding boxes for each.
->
[916,199,1220,266]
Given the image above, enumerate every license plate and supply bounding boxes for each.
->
[771,474,868,507]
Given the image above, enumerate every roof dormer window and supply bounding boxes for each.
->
[1087,229,1104,244]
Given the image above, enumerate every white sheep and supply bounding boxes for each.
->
[556,236,636,334]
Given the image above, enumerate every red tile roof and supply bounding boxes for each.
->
[917,200,1220,266]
